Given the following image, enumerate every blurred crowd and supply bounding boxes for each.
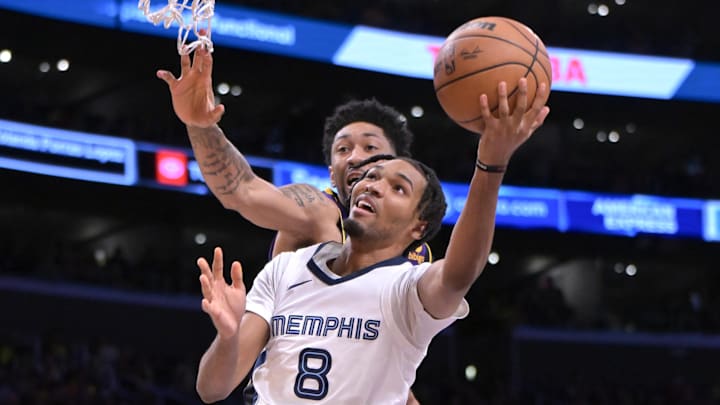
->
[2,220,719,404]
[3,234,720,335]
[0,332,199,404]
[2,331,719,405]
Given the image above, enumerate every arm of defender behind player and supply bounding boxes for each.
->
[195,247,270,403]
[185,124,341,239]
[417,79,550,319]
[157,49,340,239]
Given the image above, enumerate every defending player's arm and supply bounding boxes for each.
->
[418,79,550,319]
[186,124,340,237]
[195,247,270,403]
[157,48,339,238]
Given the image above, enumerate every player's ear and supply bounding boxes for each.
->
[410,221,427,241]
[328,165,337,188]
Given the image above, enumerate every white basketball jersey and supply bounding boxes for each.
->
[245,242,469,404]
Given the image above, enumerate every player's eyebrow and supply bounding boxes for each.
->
[396,172,415,191]
[335,131,384,141]
[369,165,415,192]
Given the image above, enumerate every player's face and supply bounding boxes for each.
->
[328,122,396,204]
[345,159,427,245]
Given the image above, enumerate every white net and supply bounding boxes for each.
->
[138,0,215,55]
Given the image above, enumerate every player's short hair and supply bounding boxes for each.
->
[396,157,447,253]
[322,99,414,165]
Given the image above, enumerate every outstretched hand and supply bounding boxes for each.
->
[157,47,225,128]
[476,78,550,166]
[197,247,246,339]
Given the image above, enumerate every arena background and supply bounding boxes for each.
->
[1,1,719,403]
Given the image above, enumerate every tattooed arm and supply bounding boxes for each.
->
[157,48,339,238]
[187,125,340,237]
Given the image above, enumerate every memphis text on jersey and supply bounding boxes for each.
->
[271,314,380,341]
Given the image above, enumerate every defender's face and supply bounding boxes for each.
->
[346,159,427,243]
[328,122,396,205]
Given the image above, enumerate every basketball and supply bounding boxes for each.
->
[433,16,552,134]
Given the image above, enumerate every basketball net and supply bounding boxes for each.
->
[138,0,215,55]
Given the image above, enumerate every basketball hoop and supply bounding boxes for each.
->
[138,0,215,55]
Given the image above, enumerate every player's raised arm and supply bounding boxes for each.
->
[195,247,270,403]
[157,48,338,238]
[418,78,550,319]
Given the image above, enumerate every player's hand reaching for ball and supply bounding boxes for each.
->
[197,247,246,339]
[476,78,550,167]
[157,46,225,129]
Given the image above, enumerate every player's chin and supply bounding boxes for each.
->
[344,216,366,238]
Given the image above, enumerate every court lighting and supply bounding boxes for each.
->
[56,59,70,72]
[465,365,477,381]
[0,49,11,63]
[410,106,424,118]
[488,251,500,265]
[217,82,230,95]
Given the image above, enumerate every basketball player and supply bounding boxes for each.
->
[157,46,426,404]
[194,79,550,404]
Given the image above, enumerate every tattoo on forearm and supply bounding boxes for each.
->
[187,126,223,149]
[188,126,254,195]
[280,185,324,208]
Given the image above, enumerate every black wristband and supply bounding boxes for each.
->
[475,159,506,173]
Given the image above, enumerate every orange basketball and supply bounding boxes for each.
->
[433,16,552,134]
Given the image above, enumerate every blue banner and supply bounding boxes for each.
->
[1,117,718,242]
[0,0,119,28]
[1,0,719,103]
[118,1,353,63]
[0,119,137,185]
[564,192,704,239]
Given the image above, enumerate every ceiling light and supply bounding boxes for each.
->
[194,232,207,245]
[0,49,11,63]
[608,131,620,143]
[217,82,230,95]
[488,251,500,265]
[465,365,477,381]
[410,105,424,118]
[56,59,70,72]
